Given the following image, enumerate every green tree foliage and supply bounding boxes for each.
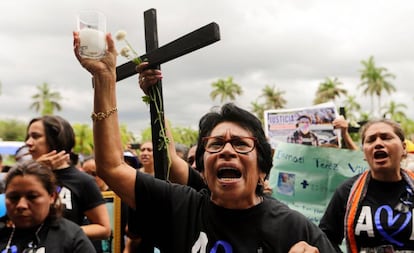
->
[171,126,198,146]
[251,85,286,123]
[343,95,362,124]
[72,123,136,156]
[359,56,396,116]
[250,100,266,123]
[141,123,198,148]
[210,77,243,103]
[120,124,137,147]
[72,123,94,155]
[381,100,407,122]
[2,55,414,147]
[313,77,347,105]
[30,82,62,115]
[140,127,152,144]
[401,118,414,138]
[261,85,287,109]
[0,119,27,141]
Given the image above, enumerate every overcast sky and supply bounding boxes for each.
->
[1,0,413,139]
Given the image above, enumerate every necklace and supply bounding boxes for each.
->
[4,225,15,252]
[3,223,44,252]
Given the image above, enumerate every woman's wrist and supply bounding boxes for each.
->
[92,72,116,87]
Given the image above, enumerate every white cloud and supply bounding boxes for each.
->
[1,0,414,136]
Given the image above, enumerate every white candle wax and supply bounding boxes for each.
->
[79,28,106,59]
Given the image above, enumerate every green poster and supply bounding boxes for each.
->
[269,142,368,224]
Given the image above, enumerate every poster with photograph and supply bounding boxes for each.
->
[268,142,368,224]
[264,102,340,149]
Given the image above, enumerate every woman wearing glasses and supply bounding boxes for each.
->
[0,160,95,252]
[73,32,335,252]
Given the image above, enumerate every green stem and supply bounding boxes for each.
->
[119,36,171,179]
[124,39,142,64]
[149,86,171,179]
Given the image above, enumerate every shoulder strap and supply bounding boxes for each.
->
[344,171,369,253]
[345,169,414,252]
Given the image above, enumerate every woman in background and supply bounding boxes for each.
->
[320,119,414,252]
[25,115,110,241]
[0,160,95,252]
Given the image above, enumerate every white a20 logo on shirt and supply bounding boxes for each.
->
[58,186,72,210]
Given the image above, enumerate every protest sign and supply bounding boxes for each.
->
[264,102,340,149]
[268,142,368,224]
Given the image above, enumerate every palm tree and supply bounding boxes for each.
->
[342,95,362,124]
[313,77,347,105]
[401,118,414,138]
[261,85,287,109]
[381,100,407,122]
[359,56,396,116]
[250,85,286,124]
[30,82,62,115]
[210,77,243,103]
[250,100,266,123]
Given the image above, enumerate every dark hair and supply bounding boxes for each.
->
[360,119,405,144]
[5,160,63,219]
[175,143,189,159]
[297,115,312,122]
[27,115,76,164]
[186,144,197,159]
[195,103,273,181]
[14,145,31,163]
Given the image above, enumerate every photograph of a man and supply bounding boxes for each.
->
[277,172,295,196]
[287,115,319,146]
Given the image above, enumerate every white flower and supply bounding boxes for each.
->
[120,47,130,58]
[115,29,142,64]
[115,30,127,41]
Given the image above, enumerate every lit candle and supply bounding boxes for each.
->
[79,28,106,59]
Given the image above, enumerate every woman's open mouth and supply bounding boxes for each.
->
[217,167,242,179]
[373,150,388,159]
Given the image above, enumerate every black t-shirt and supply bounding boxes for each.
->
[319,175,414,251]
[187,165,207,191]
[132,171,335,252]
[126,166,206,252]
[54,166,106,225]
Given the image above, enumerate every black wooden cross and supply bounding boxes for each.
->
[116,9,220,180]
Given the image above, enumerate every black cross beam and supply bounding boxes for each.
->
[116,9,220,180]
